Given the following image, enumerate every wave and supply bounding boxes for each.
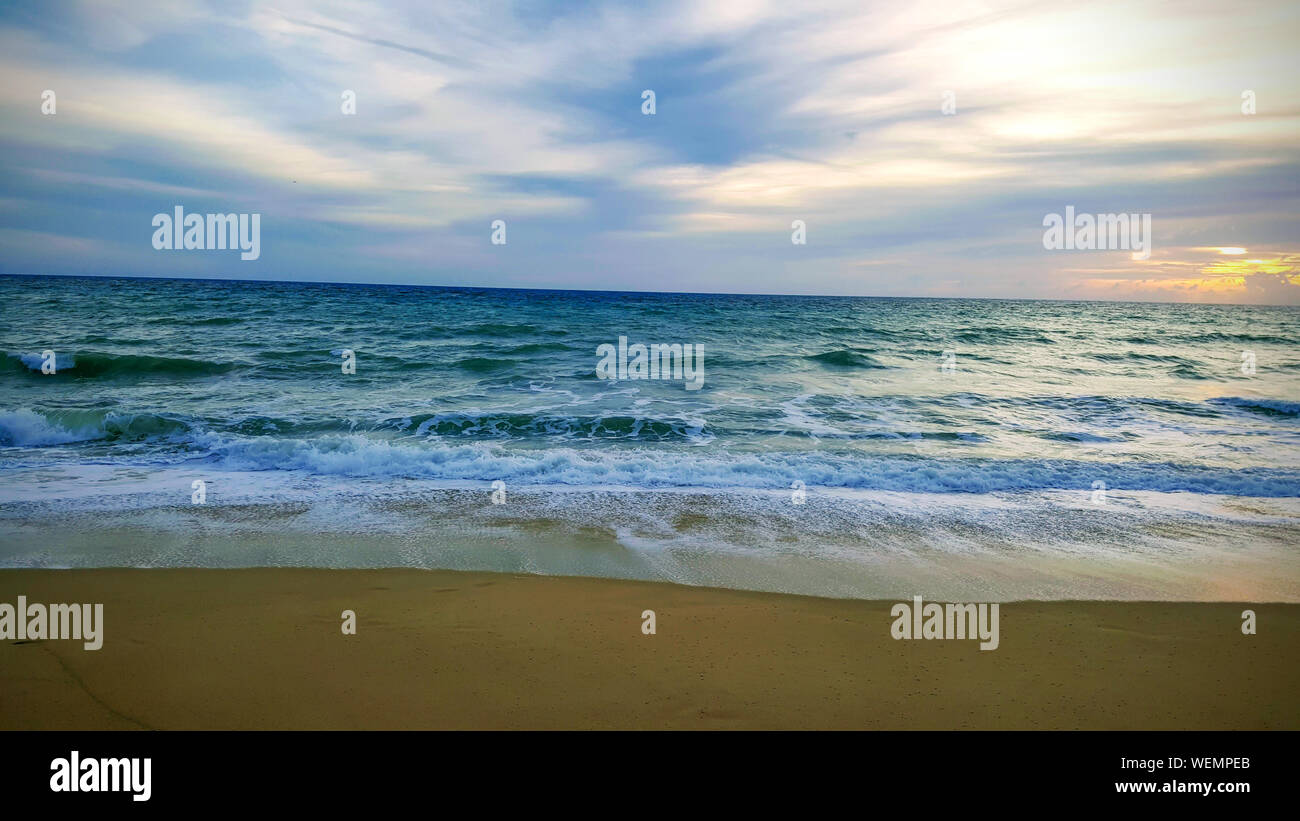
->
[9,351,75,373]
[954,327,1056,344]
[1209,397,1300,417]
[805,349,889,369]
[0,409,100,446]
[7,351,238,379]
[1186,332,1296,345]
[404,412,707,440]
[0,406,718,445]
[1089,352,1195,364]
[453,356,519,373]
[0,408,190,446]
[148,316,245,326]
[183,433,1300,495]
[463,322,551,337]
[820,325,918,342]
[1040,431,1125,443]
[5,389,1296,452]
[1169,364,1209,380]
[502,342,574,355]
[1120,332,1295,346]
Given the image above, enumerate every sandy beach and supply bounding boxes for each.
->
[1,568,1294,730]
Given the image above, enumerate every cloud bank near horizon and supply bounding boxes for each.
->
[0,0,1297,303]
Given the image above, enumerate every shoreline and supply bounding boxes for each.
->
[2,567,1295,730]
[4,482,1298,602]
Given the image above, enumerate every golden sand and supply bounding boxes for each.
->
[1,568,1294,730]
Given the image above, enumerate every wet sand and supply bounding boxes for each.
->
[0,568,1295,730]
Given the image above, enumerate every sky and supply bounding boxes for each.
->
[0,0,1297,303]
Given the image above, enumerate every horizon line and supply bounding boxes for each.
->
[3,271,1294,309]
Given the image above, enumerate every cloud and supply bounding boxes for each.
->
[0,0,1295,300]
[271,13,474,69]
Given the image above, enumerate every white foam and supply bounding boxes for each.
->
[0,409,101,446]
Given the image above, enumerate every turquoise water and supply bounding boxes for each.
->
[1,275,1298,598]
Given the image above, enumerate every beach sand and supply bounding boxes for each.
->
[0,568,1295,730]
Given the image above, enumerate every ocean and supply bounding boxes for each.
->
[2,274,1298,600]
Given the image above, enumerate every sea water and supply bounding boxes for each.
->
[2,275,1297,599]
